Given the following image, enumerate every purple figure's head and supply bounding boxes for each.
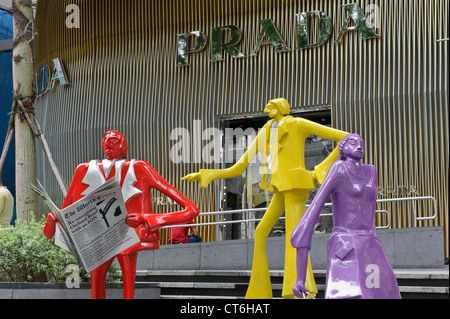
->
[338,133,365,161]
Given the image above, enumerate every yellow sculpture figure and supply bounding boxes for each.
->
[183,98,349,299]
[0,184,14,229]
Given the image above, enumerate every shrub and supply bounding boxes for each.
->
[0,215,119,283]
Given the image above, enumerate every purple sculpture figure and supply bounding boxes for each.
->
[291,134,401,299]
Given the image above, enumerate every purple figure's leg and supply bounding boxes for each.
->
[284,190,318,299]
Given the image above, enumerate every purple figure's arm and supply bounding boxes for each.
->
[290,162,341,297]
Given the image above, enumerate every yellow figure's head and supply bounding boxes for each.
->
[264,98,291,120]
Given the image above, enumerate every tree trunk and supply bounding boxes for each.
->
[12,0,37,222]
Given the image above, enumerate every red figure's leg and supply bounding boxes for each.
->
[90,259,114,299]
[117,252,139,299]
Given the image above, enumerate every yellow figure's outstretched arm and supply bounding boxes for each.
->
[182,129,264,188]
[297,118,349,185]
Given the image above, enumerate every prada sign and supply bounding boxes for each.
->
[177,3,380,67]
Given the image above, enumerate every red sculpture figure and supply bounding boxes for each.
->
[44,130,200,299]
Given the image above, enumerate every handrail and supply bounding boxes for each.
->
[162,210,391,230]
[376,196,438,221]
[162,196,437,230]
[2,197,434,234]
[162,210,390,230]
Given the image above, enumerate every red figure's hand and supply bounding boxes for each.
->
[140,213,162,232]
[126,214,144,228]
[43,212,59,239]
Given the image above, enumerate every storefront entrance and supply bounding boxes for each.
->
[218,110,334,241]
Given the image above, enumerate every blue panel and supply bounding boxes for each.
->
[0,10,15,206]
[0,10,13,40]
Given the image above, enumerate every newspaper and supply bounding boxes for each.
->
[31,179,140,273]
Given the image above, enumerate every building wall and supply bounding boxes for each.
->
[34,0,448,254]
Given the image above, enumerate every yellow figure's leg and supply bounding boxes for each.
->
[245,192,285,299]
[283,190,318,299]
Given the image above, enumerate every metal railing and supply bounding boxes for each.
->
[162,196,439,237]
[2,196,437,236]
[376,196,438,222]
[162,207,390,231]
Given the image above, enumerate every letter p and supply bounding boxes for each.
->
[177,31,207,67]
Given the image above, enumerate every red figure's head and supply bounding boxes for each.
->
[102,130,128,160]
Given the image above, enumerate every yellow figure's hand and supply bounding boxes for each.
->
[313,141,348,185]
[182,170,218,188]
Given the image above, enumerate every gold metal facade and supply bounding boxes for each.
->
[34,0,448,254]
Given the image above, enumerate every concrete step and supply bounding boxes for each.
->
[399,286,449,295]
[135,268,449,299]
[156,282,327,300]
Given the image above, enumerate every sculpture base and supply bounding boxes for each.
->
[137,227,445,271]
